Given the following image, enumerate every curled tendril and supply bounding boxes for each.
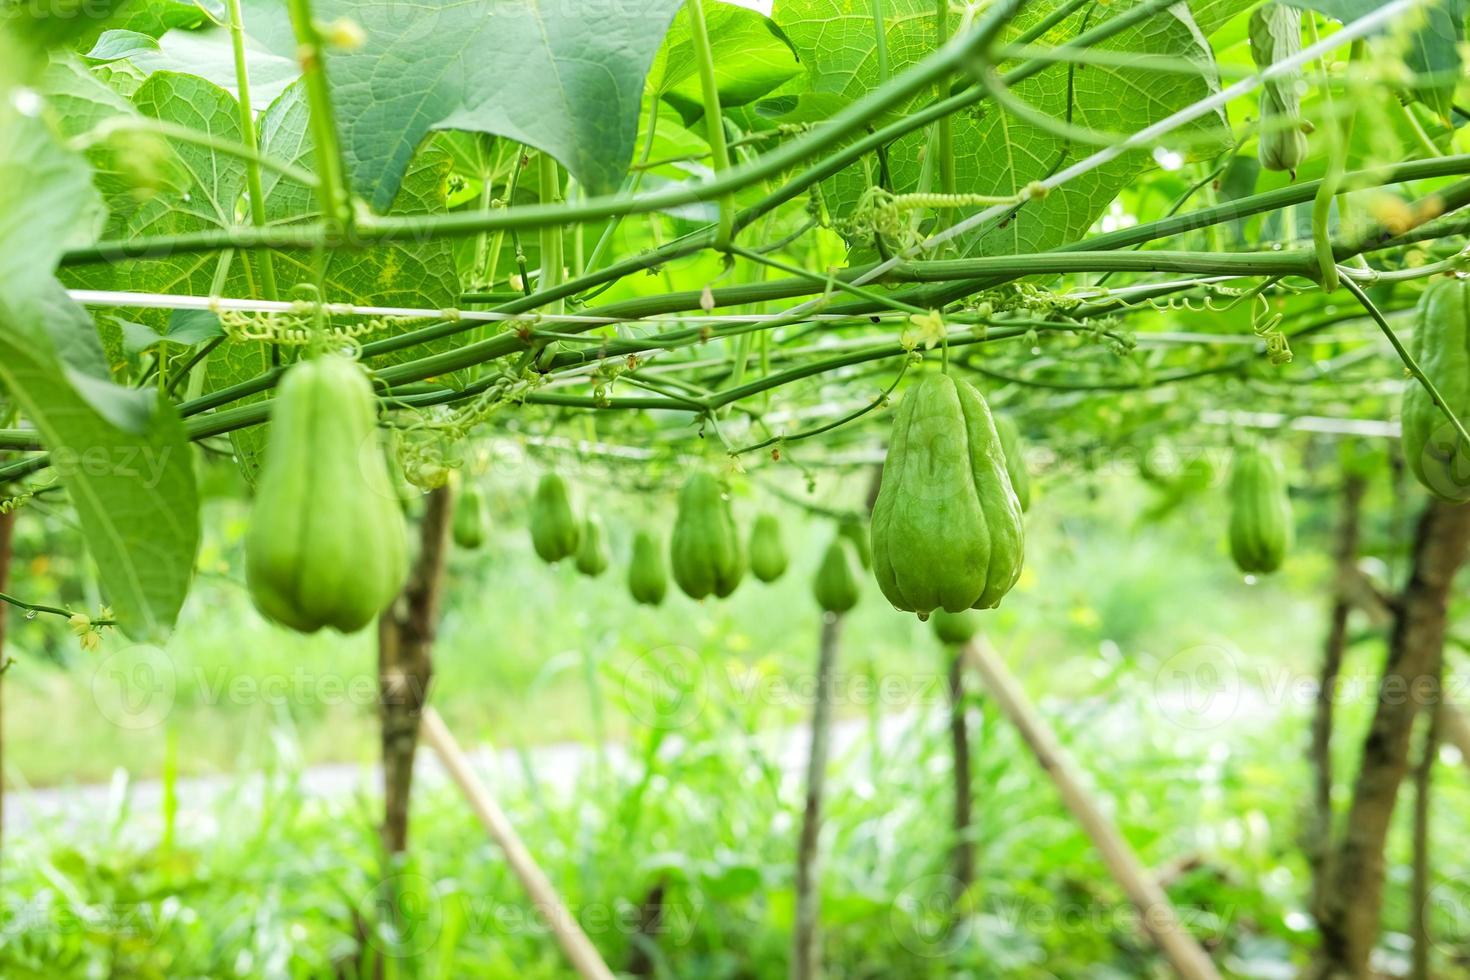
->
[843,186,1030,248]
[0,490,33,515]
[215,299,409,352]
[1251,294,1293,366]
[387,373,537,488]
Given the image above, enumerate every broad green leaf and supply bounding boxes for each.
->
[655,2,803,125]
[774,0,1243,256]
[86,26,300,102]
[37,52,136,137]
[1401,0,1465,123]
[119,309,224,354]
[0,109,199,638]
[0,324,201,639]
[313,0,685,209]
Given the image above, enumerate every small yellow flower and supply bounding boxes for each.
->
[901,310,947,352]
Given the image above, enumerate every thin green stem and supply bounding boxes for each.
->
[226,0,279,302]
[1340,277,1470,448]
[285,0,351,233]
[685,0,734,248]
[871,0,890,83]
[730,359,910,456]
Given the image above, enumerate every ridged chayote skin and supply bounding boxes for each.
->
[529,473,579,563]
[670,472,744,600]
[628,530,668,606]
[575,515,610,577]
[870,372,1024,619]
[812,537,859,614]
[748,513,789,583]
[991,413,1031,513]
[1228,445,1294,575]
[1402,277,1470,503]
[245,356,408,634]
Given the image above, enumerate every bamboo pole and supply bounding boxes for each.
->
[961,637,1223,980]
[419,707,616,980]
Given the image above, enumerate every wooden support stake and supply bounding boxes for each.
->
[962,637,1222,980]
[419,707,616,980]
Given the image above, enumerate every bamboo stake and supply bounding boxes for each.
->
[419,707,616,980]
[961,637,1222,980]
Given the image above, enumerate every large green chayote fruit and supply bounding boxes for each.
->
[870,373,1024,619]
[1402,277,1470,503]
[245,355,408,634]
[670,472,744,599]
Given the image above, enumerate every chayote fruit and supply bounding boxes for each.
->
[748,513,789,583]
[529,472,579,563]
[812,537,860,614]
[245,355,408,634]
[671,472,744,600]
[1228,443,1294,575]
[575,515,610,577]
[628,530,669,606]
[870,373,1024,619]
[1402,277,1470,503]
